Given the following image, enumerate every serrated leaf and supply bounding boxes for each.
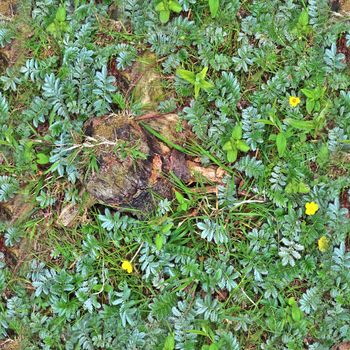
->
[194,84,200,99]
[298,9,309,27]
[285,182,295,194]
[298,182,310,194]
[197,66,208,80]
[200,80,214,90]
[176,69,196,84]
[112,92,126,109]
[55,6,66,22]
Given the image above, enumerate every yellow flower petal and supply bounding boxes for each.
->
[289,96,301,107]
[121,260,133,273]
[318,236,329,252]
[305,202,319,216]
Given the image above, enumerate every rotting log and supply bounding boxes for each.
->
[83,112,225,214]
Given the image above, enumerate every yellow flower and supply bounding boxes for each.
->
[121,260,133,273]
[305,201,319,216]
[289,96,301,107]
[318,236,329,252]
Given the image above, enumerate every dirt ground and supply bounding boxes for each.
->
[340,0,350,12]
[0,0,16,17]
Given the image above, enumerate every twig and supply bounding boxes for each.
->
[135,112,166,121]
[130,242,144,263]
[232,199,266,208]
[241,287,257,307]
[62,137,119,152]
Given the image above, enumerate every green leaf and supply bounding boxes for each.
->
[298,9,309,27]
[169,0,182,13]
[208,0,219,18]
[236,140,249,152]
[222,141,232,151]
[288,297,296,306]
[112,93,126,110]
[314,100,321,112]
[162,222,173,234]
[256,119,276,126]
[301,88,315,99]
[159,9,170,23]
[306,99,315,114]
[317,144,329,166]
[163,333,175,350]
[155,2,165,11]
[55,6,66,22]
[140,122,193,155]
[200,80,214,90]
[197,66,208,80]
[175,190,185,204]
[285,118,314,131]
[285,180,310,194]
[36,153,50,165]
[285,182,296,194]
[209,344,219,350]
[155,234,164,251]
[298,182,310,194]
[291,305,303,322]
[176,69,196,84]
[194,84,200,99]
[276,132,287,157]
[47,22,57,34]
[227,148,238,162]
[313,87,325,100]
[231,124,242,140]
[175,191,188,211]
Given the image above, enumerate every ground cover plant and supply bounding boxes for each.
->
[0,0,350,349]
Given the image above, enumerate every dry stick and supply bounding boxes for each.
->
[135,112,167,121]
[130,242,144,263]
[241,287,258,307]
[0,339,14,347]
[62,137,119,152]
[232,199,266,208]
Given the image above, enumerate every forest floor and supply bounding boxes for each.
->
[0,1,350,349]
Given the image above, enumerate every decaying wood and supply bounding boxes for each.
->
[81,112,226,215]
[58,51,228,224]
[332,342,350,350]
